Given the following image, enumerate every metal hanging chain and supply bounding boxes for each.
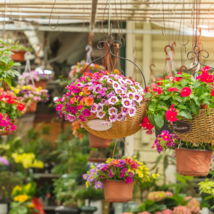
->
[162,0,165,35]
[108,0,111,35]
[49,0,59,30]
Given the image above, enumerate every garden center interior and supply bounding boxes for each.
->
[0,0,214,214]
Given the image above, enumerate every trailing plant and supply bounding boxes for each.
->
[12,45,33,52]
[142,67,214,132]
[0,39,21,86]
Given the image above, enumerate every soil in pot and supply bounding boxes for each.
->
[11,50,26,62]
[176,148,212,176]
[103,180,134,203]
[34,80,47,89]
[88,133,111,148]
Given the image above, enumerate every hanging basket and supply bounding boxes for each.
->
[88,133,111,148]
[79,102,147,139]
[26,101,37,113]
[103,180,134,202]
[34,81,47,89]
[168,109,214,143]
[176,148,212,176]
[11,50,26,62]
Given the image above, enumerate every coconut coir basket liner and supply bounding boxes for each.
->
[168,108,214,143]
[79,102,147,139]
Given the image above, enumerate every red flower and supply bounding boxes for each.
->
[165,73,173,79]
[196,70,214,83]
[17,103,25,111]
[180,87,192,97]
[165,110,178,123]
[7,98,15,104]
[211,89,214,97]
[156,77,164,86]
[168,87,179,92]
[141,117,154,130]
[174,72,182,82]
[153,87,162,95]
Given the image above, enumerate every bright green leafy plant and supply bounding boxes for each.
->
[0,39,21,85]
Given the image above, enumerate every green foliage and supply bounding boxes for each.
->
[0,39,21,85]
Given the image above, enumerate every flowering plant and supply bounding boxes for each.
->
[152,130,214,153]
[142,67,214,132]
[82,156,159,189]
[56,70,144,123]
[18,70,54,85]
[0,89,25,120]
[10,183,38,214]
[11,84,49,104]
[134,191,201,214]
[12,152,44,169]
[71,120,87,140]
[0,113,17,133]
[68,60,105,81]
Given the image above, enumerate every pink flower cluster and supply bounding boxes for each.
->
[184,197,200,214]
[55,70,144,123]
[173,206,191,214]
[0,113,17,133]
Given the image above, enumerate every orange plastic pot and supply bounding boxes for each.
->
[26,101,37,113]
[11,50,26,62]
[103,180,134,202]
[176,148,212,176]
[35,80,47,89]
[88,133,111,148]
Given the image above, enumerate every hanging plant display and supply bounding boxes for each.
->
[11,45,33,62]
[0,89,25,135]
[18,70,54,90]
[55,69,146,139]
[11,85,49,113]
[82,156,159,202]
[152,130,213,176]
[142,66,214,143]
[68,60,105,81]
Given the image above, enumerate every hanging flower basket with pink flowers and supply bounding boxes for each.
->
[141,67,214,143]
[55,69,147,139]
[82,157,159,203]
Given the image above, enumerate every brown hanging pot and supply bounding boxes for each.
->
[176,148,212,176]
[34,80,47,89]
[11,50,26,62]
[88,132,111,148]
[25,101,37,113]
[103,180,134,203]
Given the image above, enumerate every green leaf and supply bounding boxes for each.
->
[8,39,14,44]
[174,96,182,102]
[0,41,7,46]
[210,103,214,109]
[154,113,164,129]
[177,111,192,119]
[148,102,156,111]
[13,62,21,66]
[181,79,188,87]
[148,114,156,126]
[193,81,201,88]
[155,154,163,166]
[163,95,170,100]
[144,92,152,99]
[4,77,11,86]
[199,93,209,100]
[190,100,198,115]
[193,97,200,106]
[172,194,185,204]
[0,56,10,64]
[204,195,213,201]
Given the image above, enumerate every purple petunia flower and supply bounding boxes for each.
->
[115,88,124,94]
[121,98,132,108]
[93,85,102,93]
[120,172,125,178]
[121,107,129,115]
[79,115,86,122]
[119,160,125,166]
[0,157,9,166]
[70,106,77,115]
[121,168,128,173]
[96,111,106,119]
[112,81,120,89]
[108,96,119,105]
[129,108,137,117]
[82,174,88,180]
[88,174,95,182]
[82,109,90,117]
[108,107,118,115]
[97,104,103,111]
[109,114,117,122]
[117,113,124,121]
[109,171,114,177]
[157,144,163,153]
[95,181,103,189]
[127,92,135,99]
[128,172,134,177]
[91,103,98,113]
[134,94,142,103]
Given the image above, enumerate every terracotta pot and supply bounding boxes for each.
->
[34,80,47,89]
[26,101,37,113]
[200,104,208,109]
[103,180,134,202]
[88,133,111,148]
[88,157,107,163]
[11,50,26,62]
[176,148,212,176]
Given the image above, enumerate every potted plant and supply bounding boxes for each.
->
[55,69,147,141]
[0,39,21,86]
[68,60,105,82]
[18,70,54,89]
[152,130,213,176]
[82,156,159,203]
[142,66,214,143]
[132,191,203,214]
[11,84,49,113]
[0,89,25,135]
[11,45,33,62]
[0,172,22,214]
[53,175,81,214]
[9,182,40,214]
[75,186,104,214]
